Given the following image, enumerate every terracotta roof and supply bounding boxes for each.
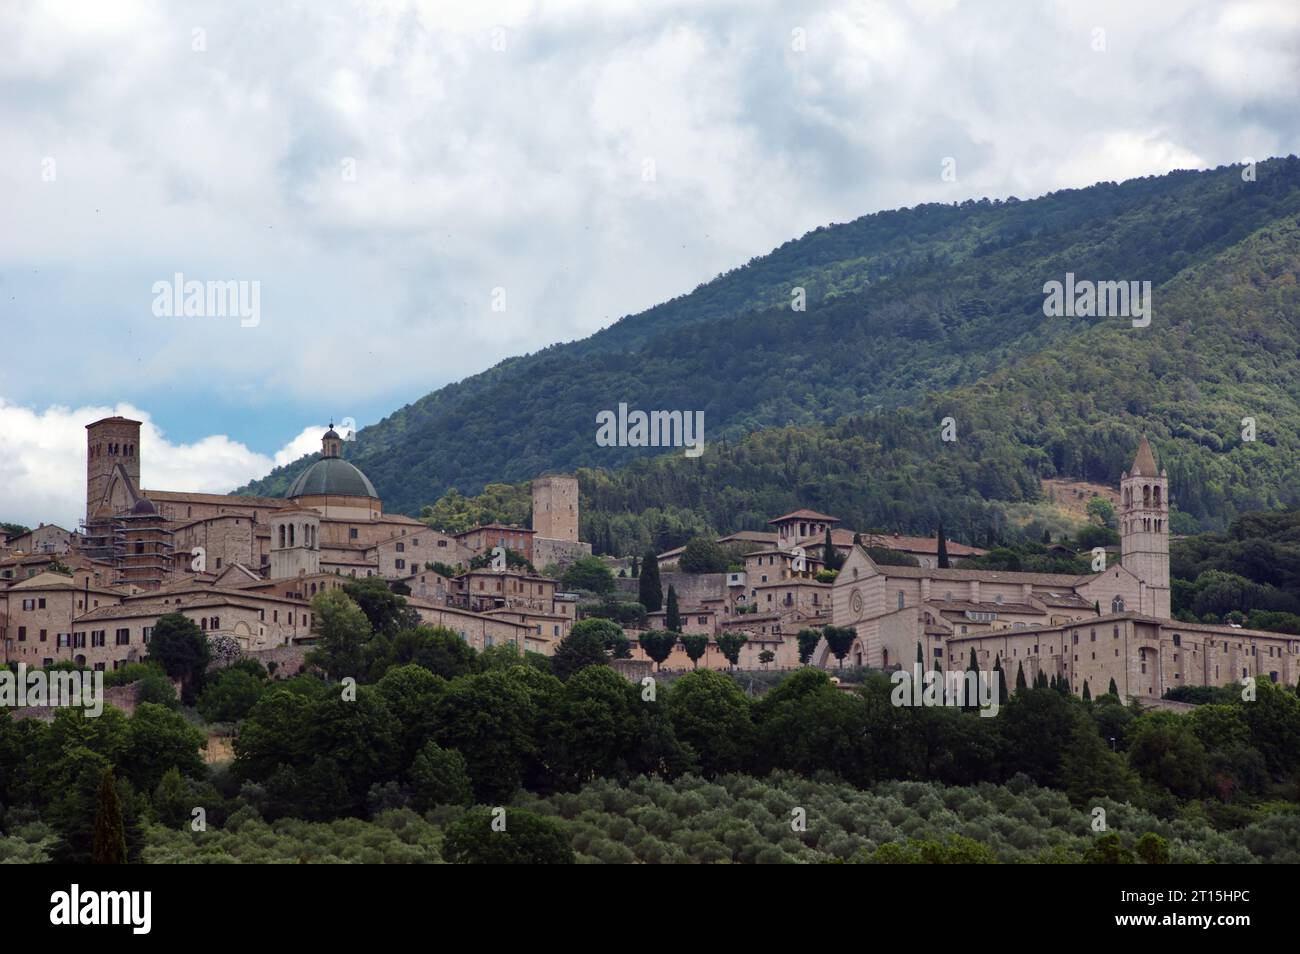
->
[75,591,291,622]
[717,531,778,544]
[943,611,1164,641]
[929,599,1042,615]
[768,510,841,524]
[6,571,122,595]
[142,489,285,507]
[855,549,1096,587]
[853,532,986,556]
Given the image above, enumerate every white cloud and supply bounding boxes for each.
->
[0,0,1296,522]
[0,399,321,529]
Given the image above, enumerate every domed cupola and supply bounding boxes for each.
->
[284,423,381,518]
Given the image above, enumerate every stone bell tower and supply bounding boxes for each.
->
[1120,435,1171,619]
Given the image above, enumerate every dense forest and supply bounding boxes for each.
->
[4,579,1298,864]
[242,158,1300,545]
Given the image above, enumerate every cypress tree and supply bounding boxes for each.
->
[823,527,841,570]
[1015,659,1027,692]
[1049,673,1058,691]
[993,654,1008,706]
[936,522,950,569]
[1108,677,1119,697]
[964,647,979,712]
[91,767,126,865]
[638,549,663,612]
[1082,679,1092,701]
[1058,674,1071,695]
[665,585,681,632]
[630,556,639,578]
[916,641,923,666]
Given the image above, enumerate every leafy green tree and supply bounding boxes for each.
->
[1060,718,1140,806]
[433,671,543,802]
[371,626,479,682]
[307,589,372,681]
[342,576,419,636]
[715,631,748,670]
[122,703,206,794]
[469,548,534,573]
[543,666,650,788]
[1238,678,1300,778]
[1083,832,1134,864]
[665,586,681,632]
[408,741,473,809]
[822,625,856,668]
[758,650,775,668]
[145,613,212,702]
[797,629,822,665]
[680,634,709,669]
[1135,832,1170,865]
[1127,714,1210,799]
[680,536,729,573]
[374,663,446,764]
[561,556,615,595]
[91,767,126,864]
[753,668,871,784]
[638,550,663,612]
[1086,496,1116,528]
[197,667,265,723]
[553,619,623,680]
[152,766,192,829]
[639,631,678,670]
[442,807,574,864]
[999,688,1078,787]
[665,670,755,775]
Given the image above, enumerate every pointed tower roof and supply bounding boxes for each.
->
[1130,435,1158,476]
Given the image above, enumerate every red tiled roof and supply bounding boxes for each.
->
[768,509,841,524]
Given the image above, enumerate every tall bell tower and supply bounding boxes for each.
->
[86,416,142,523]
[1120,435,1171,619]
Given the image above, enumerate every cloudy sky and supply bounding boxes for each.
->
[2,0,1298,528]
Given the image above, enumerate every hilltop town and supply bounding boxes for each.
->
[3,417,1296,703]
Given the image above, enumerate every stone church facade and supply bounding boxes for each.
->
[828,437,1300,699]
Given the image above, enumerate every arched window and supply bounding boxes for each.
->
[1153,486,1161,507]
[1143,485,1151,508]
[1111,595,1125,613]
[278,525,286,548]
[289,524,295,547]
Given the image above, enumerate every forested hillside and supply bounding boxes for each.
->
[242,158,1300,546]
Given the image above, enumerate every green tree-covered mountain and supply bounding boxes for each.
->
[242,157,1300,550]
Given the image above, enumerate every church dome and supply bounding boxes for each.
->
[285,457,378,499]
[131,497,158,515]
